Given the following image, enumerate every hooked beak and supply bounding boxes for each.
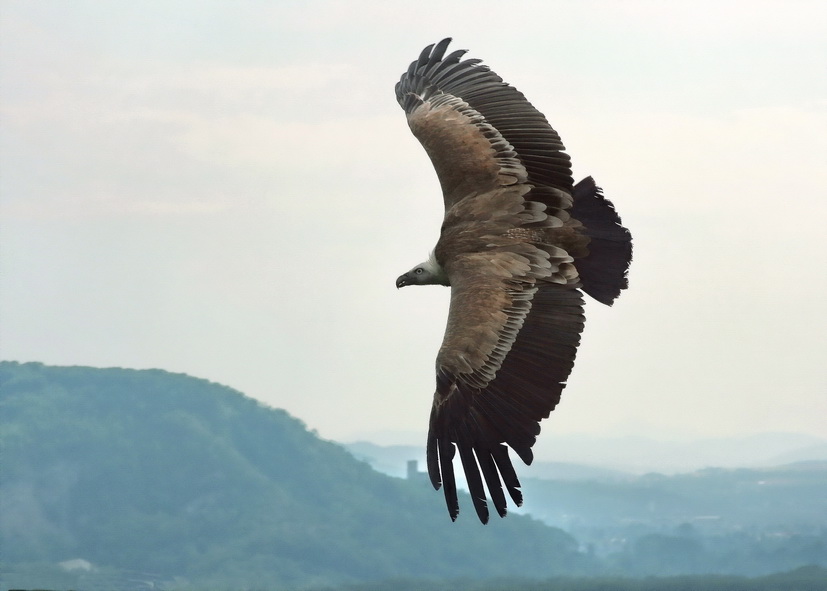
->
[396,273,409,289]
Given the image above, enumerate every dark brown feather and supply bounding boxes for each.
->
[428,285,585,522]
[571,177,633,305]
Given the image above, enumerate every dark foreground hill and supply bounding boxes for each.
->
[0,361,590,589]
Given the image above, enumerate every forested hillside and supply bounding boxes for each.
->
[349,439,827,577]
[3,362,825,590]
[0,362,589,589]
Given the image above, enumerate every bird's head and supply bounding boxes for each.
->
[396,254,449,288]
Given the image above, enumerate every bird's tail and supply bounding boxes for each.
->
[571,177,632,305]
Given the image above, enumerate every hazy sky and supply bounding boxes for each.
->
[2,1,826,449]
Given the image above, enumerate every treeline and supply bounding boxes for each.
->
[310,566,827,591]
[5,564,826,591]
[602,528,827,577]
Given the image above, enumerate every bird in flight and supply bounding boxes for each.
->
[394,38,633,523]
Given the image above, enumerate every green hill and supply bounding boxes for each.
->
[0,361,590,589]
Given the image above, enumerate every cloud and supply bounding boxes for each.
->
[2,0,826,445]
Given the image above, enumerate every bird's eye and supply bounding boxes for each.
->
[415,268,423,274]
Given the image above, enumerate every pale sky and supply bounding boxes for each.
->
[2,0,826,449]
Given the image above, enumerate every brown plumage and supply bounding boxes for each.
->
[394,38,632,523]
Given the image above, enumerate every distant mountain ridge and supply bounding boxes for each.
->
[345,432,827,477]
[530,431,827,473]
[344,441,631,482]
[344,441,827,546]
[0,361,588,590]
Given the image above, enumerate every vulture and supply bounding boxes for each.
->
[394,39,633,524]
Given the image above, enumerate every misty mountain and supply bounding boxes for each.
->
[519,462,827,533]
[346,431,827,477]
[344,439,827,552]
[3,361,825,590]
[344,440,630,482]
[0,361,590,589]
[769,442,827,465]
[528,432,827,473]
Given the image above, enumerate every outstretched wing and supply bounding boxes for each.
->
[428,247,585,523]
[395,38,573,215]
